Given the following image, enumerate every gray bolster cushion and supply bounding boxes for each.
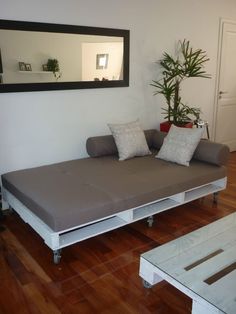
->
[86,129,156,157]
[152,130,230,166]
[193,140,230,166]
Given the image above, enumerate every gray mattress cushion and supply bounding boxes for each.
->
[2,152,226,232]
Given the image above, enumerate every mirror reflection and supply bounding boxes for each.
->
[0,30,124,84]
[0,19,129,92]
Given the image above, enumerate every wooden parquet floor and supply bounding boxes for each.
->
[0,152,235,314]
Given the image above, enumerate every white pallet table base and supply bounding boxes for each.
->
[139,212,236,314]
[140,257,224,314]
[2,177,226,263]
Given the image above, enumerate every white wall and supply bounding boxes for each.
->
[1,0,236,174]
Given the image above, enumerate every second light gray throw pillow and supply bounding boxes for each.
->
[156,124,204,166]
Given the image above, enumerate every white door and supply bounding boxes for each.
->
[215,21,236,151]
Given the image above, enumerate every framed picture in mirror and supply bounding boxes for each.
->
[19,62,26,71]
[25,63,32,71]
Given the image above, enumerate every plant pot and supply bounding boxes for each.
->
[160,121,193,133]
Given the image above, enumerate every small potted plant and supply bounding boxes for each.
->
[47,58,61,80]
[151,40,211,132]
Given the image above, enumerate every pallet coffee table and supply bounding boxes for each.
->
[139,213,236,314]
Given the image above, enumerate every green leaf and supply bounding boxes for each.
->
[151,39,210,122]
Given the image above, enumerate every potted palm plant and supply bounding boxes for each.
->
[151,40,211,132]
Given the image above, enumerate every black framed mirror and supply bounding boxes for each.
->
[0,19,129,93]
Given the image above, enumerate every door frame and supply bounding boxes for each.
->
[213,18,236,141]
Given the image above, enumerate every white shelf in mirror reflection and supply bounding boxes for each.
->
[18,71,54,74]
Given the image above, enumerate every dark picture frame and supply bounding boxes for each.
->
[19,62,26,71]
[42,64,48,71]
[25,63,32,71]
[96,54,109,69]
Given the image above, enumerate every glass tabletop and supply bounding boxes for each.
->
[142,213,236,313]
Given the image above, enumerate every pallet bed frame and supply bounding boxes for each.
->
[2,177,226,264]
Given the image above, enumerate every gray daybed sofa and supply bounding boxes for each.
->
[1,130,229,263]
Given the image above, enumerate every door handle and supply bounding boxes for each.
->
[219,91,227,99]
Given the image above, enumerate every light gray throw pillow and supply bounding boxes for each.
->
[156,124,204,166]
[108,120,151,161]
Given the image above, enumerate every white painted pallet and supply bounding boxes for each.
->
[139,212,236,314]
[2,177,226,262]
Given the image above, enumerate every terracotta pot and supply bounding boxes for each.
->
[160,121,193,133]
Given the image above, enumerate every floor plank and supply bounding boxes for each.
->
[0,152,235,314]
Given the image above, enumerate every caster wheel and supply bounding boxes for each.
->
[53,249,62,264]
[142,279,152,289]
[147,215,154,228]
